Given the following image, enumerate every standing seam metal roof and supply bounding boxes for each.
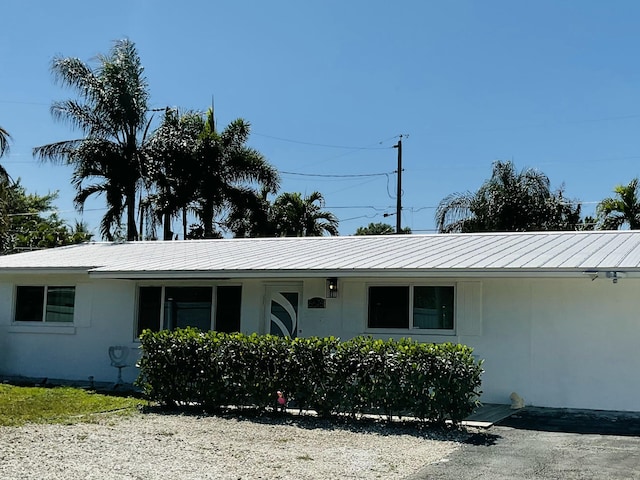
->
[1,231,640,276]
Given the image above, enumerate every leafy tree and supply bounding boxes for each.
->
[271,191,339,237]
[33,39,151,241]
[435,160,581,233]
[355,222,411,235]
[0,181,92,254]
[596,178,640,230]
[190,110,279,239]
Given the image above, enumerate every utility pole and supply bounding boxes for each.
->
[393,135,403,233]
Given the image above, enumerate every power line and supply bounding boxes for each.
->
[253,132,392,150]
[281,170,392,178]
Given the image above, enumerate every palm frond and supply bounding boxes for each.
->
[435,191,475,233]
[0,125,11,157]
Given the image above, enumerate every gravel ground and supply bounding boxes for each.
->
[0,412,466,479]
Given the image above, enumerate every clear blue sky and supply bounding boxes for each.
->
[2,1,640,237]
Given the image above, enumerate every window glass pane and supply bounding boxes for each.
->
[215,286,242,333]
[15,286,44,322]
[138,287,162,336]
[165,287,212,331]
[368,286,409,328]
[45,286,75,323]
[413,286,454,329]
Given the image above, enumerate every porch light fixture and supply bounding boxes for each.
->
[326,278,338,298]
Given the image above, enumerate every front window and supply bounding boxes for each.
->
[15,286,75,323]
[137,285,242,336]
[368,285,454,330]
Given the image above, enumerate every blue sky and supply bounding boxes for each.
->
[2,1,640,237]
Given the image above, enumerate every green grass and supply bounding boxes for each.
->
[0,384,145,427]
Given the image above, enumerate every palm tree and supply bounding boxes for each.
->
[436,160,581,233]
[0,126,11,159]
[596,178,640,230]
[0,127,12,250]
[226,187,275,238]
[192,110,279,239]
[145,109,203,239]
[33,39,151,241]
[272,191,339,236]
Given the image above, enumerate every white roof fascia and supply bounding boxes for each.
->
[86,268,640,280]
[0,268,92,276]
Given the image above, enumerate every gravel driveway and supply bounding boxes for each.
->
[0,412,466,479]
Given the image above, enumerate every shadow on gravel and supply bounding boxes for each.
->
[498,407,640,436]
[142,404,469,442]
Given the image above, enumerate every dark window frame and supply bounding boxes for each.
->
[136,285,242,337]
[14,285,76,323]
[367,284,455,331]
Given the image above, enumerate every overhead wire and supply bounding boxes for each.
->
[253,132,393,150]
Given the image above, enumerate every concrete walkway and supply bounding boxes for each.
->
[410,407,640,479]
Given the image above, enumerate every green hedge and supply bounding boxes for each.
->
[136,328,483,424]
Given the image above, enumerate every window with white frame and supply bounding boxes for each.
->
[136,285,242,336]
[367,285,454,330]
[15,286,76,323]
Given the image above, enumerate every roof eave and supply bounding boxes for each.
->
[86,267,640,280]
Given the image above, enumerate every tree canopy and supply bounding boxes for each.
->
[0,181,92,255]
[435,160,582,233]
[596,178,640,230]
[144,109,280,240]
[33,39,151,241]
[270,191,339,237]
[354,222,411,235]
[191,111,279,239]
[228,190,339,238]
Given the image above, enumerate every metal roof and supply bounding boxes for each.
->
[1,231,640,279]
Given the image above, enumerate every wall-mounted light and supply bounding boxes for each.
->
[583,270,627,284]
[326,278,338,298]
[606,271,626,284]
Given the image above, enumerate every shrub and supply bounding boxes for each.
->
[136,330,483,424]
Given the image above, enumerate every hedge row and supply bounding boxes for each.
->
[136,328,483,424]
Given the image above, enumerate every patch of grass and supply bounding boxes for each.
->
[0,384,145,427]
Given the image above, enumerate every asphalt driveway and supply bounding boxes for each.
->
[409,407,640,479]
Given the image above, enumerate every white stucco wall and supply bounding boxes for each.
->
[0,274,139,385]
[1,273,638,411]
[298,276,640,412]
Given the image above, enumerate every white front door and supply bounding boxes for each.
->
[265,285,302,338]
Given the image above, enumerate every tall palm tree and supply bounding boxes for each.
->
[436,160,581,233]
[192,110,279,239]
[596,178,640,230]
[145,109,203,239]
[226,187,275,238]
[0,127,12,250]
[272,191,339,236]
[33,39,151,241]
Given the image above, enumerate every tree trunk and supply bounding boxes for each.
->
[163,213,173,241]
[202,199,215,239]
[182,208,187,240]
[126,190,138,241]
